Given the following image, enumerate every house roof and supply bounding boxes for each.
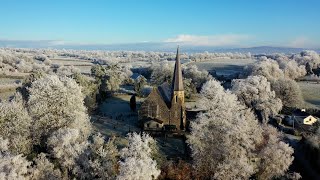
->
[292,109,311,117]
[144,117,163,124]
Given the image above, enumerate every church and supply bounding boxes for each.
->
[138,47,186,131]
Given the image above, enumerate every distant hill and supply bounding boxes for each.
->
[210,46,319,54]
[0,40,319,54]
[174,46,320,54]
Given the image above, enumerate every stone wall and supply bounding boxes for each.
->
[170,91,186,130]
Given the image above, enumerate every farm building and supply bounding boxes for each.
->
[291,109,318,125]
[138,47,186,131]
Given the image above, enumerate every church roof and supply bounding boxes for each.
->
[172,46,184,91]
[143,47,184,108]
[158,82,172,105]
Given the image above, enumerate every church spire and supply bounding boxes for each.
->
[172,46,184,91]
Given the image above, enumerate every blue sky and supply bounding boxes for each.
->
[1,0,320,48]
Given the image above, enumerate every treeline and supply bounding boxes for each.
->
[1,48,320,179]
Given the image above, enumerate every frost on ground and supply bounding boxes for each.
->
[298,81,320,109]
[189,58,255,75]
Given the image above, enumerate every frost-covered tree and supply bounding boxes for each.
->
[293,50,320,69]
[47,128,88,176]
[43,58,52,66]
[31,153,62,180]
[95,64,133,93]
[232,75,282,123]
[75,133,119,179]
[280,60,306,80]
[100,72,123,93]
[0,137,32,180]
[158,160,194,180]
[0,49,51,74]
[248,55,306,81]
[72,73,99,113]
[248,58,284,81]
[0,93,32,154]
[32,63,50,73]
[188,79,293,179]
[245,55,308,109]
[256,125,295,180]
[19,71,46,101]
[150,61,174,85]
[188,79,263,179]
[267,54,307,79]
[306,128,320,149]
[183,78,197,99]
[55,65,80,77]
[91,65,106,78]
[271,78,304,108]
[190,51,251,62]
[16,60,33,73]
[27,75,92,145]
[134,75,147,96]
[34,54,49,62]
[47,130,119,179]
[117,133,161,180]
[183,65,212,90]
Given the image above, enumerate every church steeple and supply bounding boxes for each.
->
[172,46,184,91]
[171,46,186,130]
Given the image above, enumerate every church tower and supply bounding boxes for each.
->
[171,46,186,130]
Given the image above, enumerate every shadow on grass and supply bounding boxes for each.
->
[305,99,320,108]
[92,95,141,137]
[207,64,245,75]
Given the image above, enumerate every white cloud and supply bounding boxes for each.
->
[48,40,66,45]
[288,37,318,48]
[164,34,252,46]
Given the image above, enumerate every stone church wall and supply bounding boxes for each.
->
[138,88,170,124]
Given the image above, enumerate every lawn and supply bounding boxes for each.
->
[189,58,255,75]
[92,94,188,157]
[50,58,92,65]
[0,78,21,85]
[51,58,93,74]
[0,76,25,101]
[298,81,320,109]
[94,94,142,135]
